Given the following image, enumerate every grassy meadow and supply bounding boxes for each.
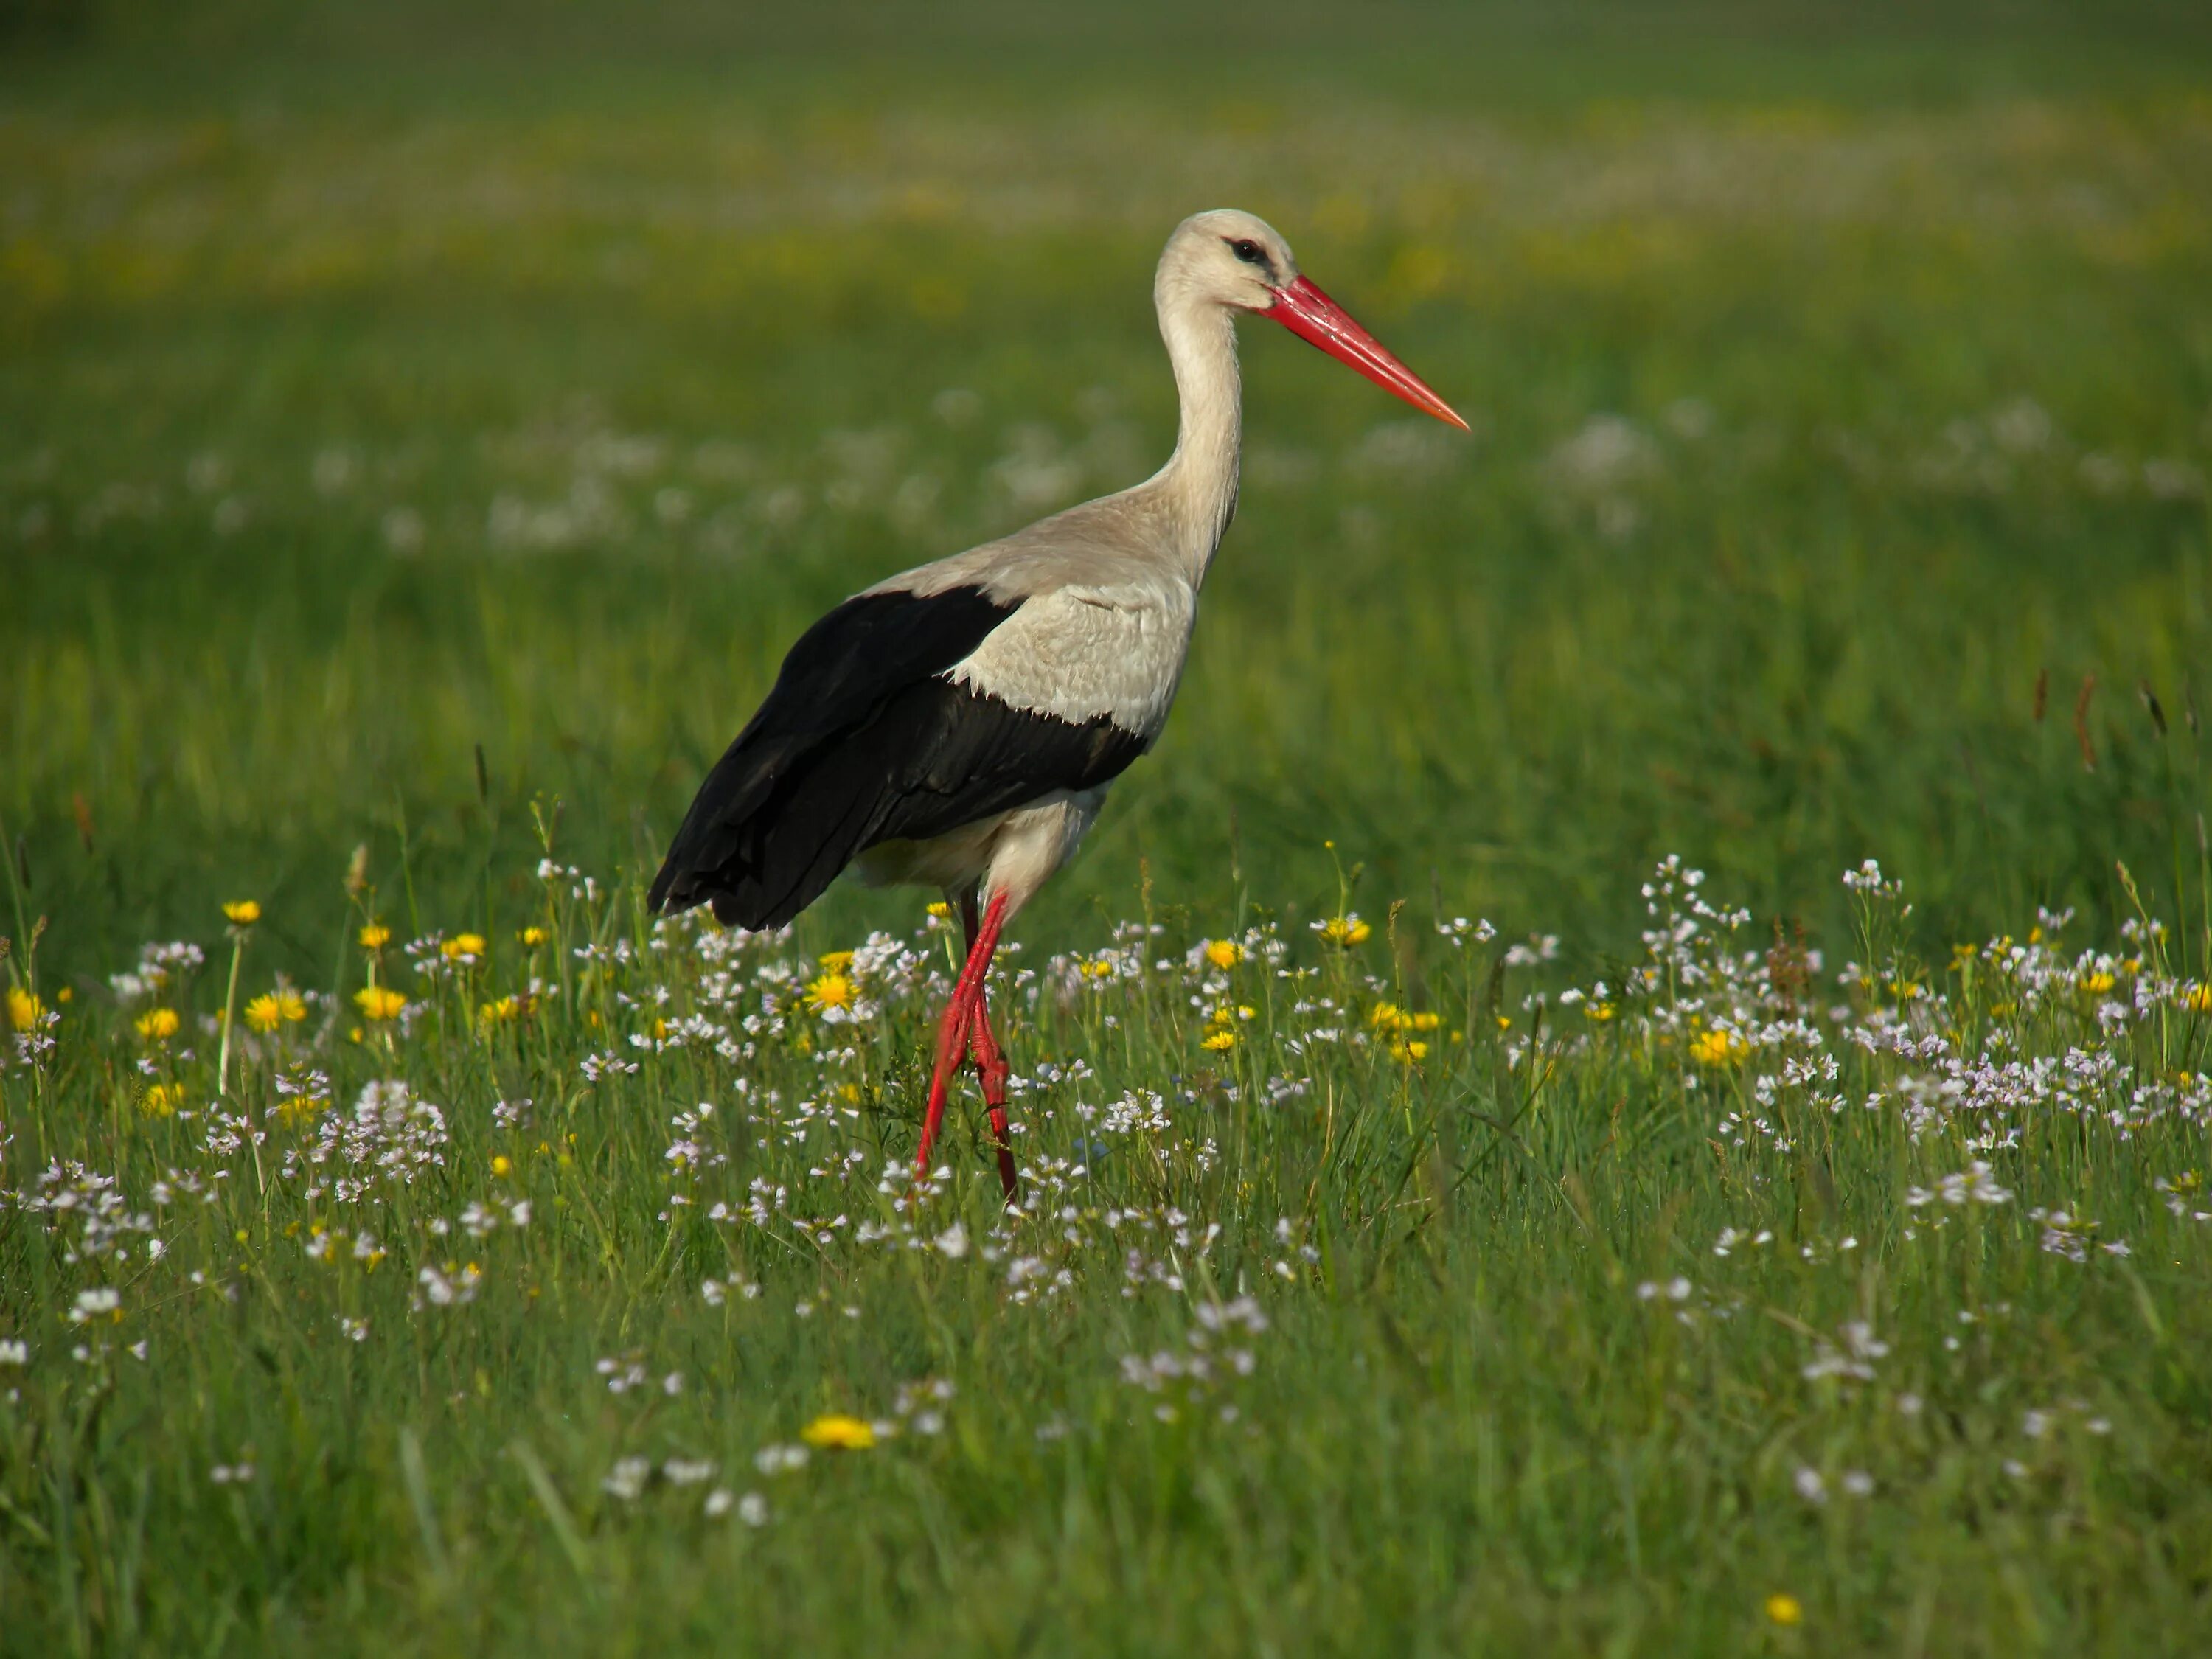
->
[5,2,2212,1652]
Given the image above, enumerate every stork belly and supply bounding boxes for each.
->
[853,786,1109,907]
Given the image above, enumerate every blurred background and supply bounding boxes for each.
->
[4,0,2210,984]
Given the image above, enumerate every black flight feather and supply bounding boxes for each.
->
[649,585,1146,930]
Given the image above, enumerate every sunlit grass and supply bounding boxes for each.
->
[7,841,2212,1653]
[6,7,2212,1652]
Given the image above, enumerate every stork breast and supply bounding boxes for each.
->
[945,582,1193,739]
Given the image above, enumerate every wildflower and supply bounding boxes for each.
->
[804,971,856,1015]
[442,933,488,964]
[1793,1467,1827,1506]
[1584,1001,1615,1021]
[1314,914,1371,947]
[2179,984,2212,1014]
[0,1340,26,1366]
[2081,970,2117,995]
[478,995,522,1029]
[799,1413,876,1451]
[1765,1593,1803,1627]
[1688,1028,1746,1067]
[491,1155,513,1178]
[69,1287,122,1324]
[222,900,261,927]
[1205,939,1244,970]
[602,1457,651,1501]
[925,901,953,920]
[142,1082,184,1117]
[354,986,407,1021]
[1906,1163,2012,1208]
[1200,1028,1237,1052]
[244,990,307,1033]
[358,923,391,950]
[136,1006,181,1043]
[818,949,855,971]
[1370,1010,1429,1058]
[7,986,46,1032]
[518,925,549,947]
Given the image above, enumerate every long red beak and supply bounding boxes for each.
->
[1266,275,1470,431]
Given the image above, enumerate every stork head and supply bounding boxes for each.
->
[1162,209,1469,431]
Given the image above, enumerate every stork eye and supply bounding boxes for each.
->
[1227,238,1265,265]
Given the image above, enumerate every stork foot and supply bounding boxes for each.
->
[967,994,1019,1207]
[914,890,1014,1199]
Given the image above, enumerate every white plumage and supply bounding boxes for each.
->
[650,207,1466,1202]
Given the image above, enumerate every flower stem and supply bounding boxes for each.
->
[217,931,246,1099]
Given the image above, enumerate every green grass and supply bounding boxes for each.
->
[5,4,2212,1652]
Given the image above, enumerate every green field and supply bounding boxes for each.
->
[6,3,2212,1652]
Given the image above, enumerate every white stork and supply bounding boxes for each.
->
[650,208,1466,1202]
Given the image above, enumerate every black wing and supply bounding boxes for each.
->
[649,585,1146,929]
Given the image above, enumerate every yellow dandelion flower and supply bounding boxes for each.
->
[1205,939,1244,970]
[1585,1002,1615,1022]
[1371,1003,1440,1034]
[477,995,521,1029]
[354,986,407,1022]
[6,986,44,1032]
[442,933,488,963]
[1200,1028,1238,1052]
[1764,1593,1803,1627]
[1388,1035,1430,1063]
[925,901,953,920]
[274,1091,321,1129]
[56,987,71,1004]
[222,900,261,926]
[1318,915,1371,947]
[2081,971,2116,995]
[1078,957,1116,980]
[142,1081,184,1118]
[2179,985,2212,1014]
[799,1413,876,1450]
[519,925,549,947]
[804,972,856,1015]
[136,1006,181,1043]
[245,990,306,1033]
[358,923,391,950]
[818,949,855,971]
[1688,1028,1747,1068]
[491,1155,513,1178]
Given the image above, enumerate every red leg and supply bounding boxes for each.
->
[961,892,1019,1206]
[914,889,1010,1184]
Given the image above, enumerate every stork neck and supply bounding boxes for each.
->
[1147,296,1242,587]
